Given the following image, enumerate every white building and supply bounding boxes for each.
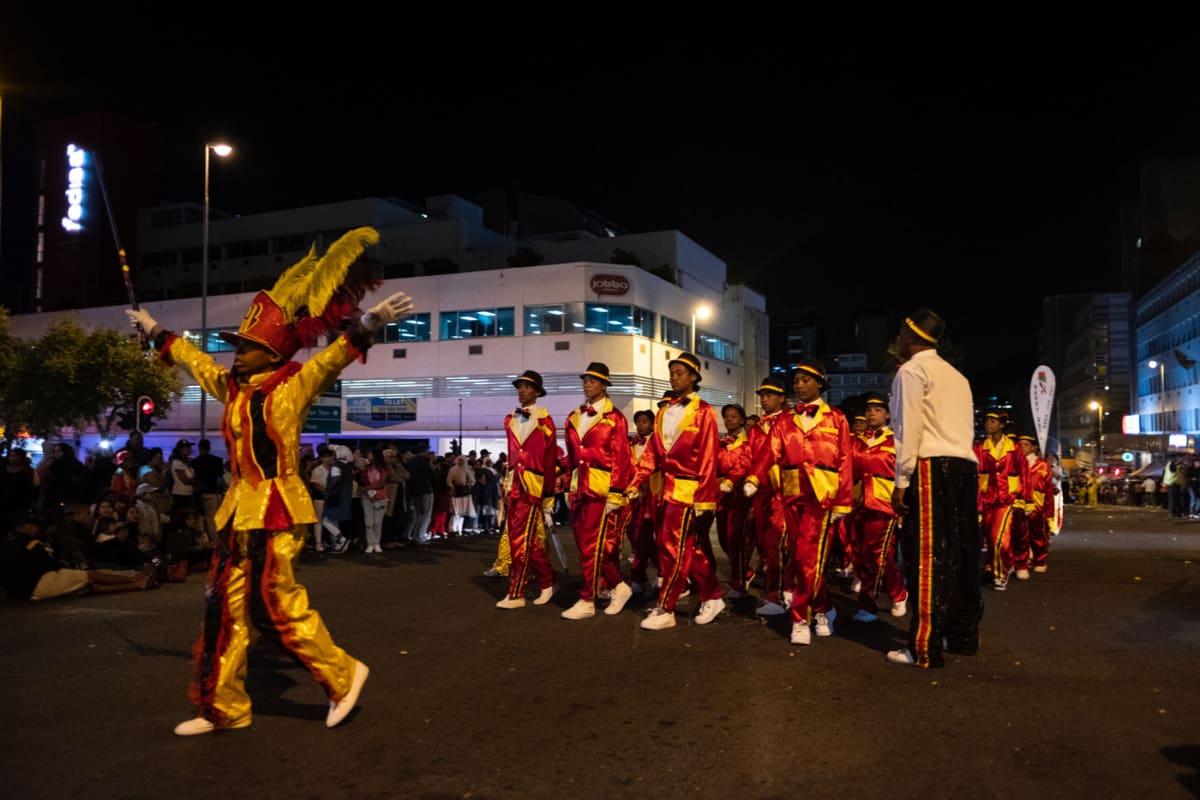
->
[1133,248,1200,446]
[11,200,767,458]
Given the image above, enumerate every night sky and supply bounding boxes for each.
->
[4,10,1199,395]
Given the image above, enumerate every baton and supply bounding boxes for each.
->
[94,155,147,348]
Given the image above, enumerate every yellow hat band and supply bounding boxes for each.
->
[905,317,939,344]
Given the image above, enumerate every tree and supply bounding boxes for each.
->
[506,247,544,267]
[0,318,180,441]
[609,248,642,266]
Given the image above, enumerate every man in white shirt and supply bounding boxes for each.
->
[886,308,982,669]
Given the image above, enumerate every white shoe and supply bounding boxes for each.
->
[891,598,908,618]
[533,584,557,606]
[326,660,369,728]
[561,599,595,620]
[496,596,526,609]
[756,601,787,616]
[482,567,502,578]
[695,597,726,625]
[814,607,836,637]
[604,582,634,615]
[1015,569,1031,580]
[174,717,216,736]
[783,590,794,609]
[852,609,878,623]
[886,648,917,666]
[1032,565,1048,574]
[992,577,1008,592]
[790,622,812,645]
[640,607,676,630]
[850,577,863,594]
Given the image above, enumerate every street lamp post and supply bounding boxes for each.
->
[1089,400,1103,460]
[691,303,712,354]
[200,142,232,441]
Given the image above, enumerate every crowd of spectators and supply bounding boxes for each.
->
[1,434,520,603]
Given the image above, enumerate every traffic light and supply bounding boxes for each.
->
[137,395,155,433]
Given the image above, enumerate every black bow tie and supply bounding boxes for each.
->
[798,403,819,416]
[514,407,531,420]
[580,404,597,417]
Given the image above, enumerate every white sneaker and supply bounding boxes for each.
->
[850,577,863,594]
[640,607,676,630]
[1015,569,1031,580]
[604,582,634,615]
[326,660,369,728]
[1032,565,1048,574]
[886,647,917,666]
[756,601,787,616]
[852,609,878,623]
[174,717,216,736]
[992,577,1008,592]
[790,622,811,646]
[891,598,908,617]
[533,584,558,606]
[695,597,726,625]
[561,599,596,620]
[814,607,837,637]
[495,596,526,609]
[482,567,502,578]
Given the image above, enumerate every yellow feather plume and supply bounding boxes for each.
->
[269,226,380,320]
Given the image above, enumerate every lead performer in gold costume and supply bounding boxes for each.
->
[127,228,412,735]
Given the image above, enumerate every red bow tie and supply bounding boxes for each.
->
[580,404,597,416]
[514,407,531,420]
[868,429,883,439]
[669,394,688,405]
[632,435,647,446]
[798,403,820,416]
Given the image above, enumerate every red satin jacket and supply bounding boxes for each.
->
[565,397,632,504]
[504,406,558,504]
[746,408,789,493]
[851,426,897,517]
[629,393,721,512]
[976,435,1024,507]
[749,399,854,514]
[1023,456,1053,516]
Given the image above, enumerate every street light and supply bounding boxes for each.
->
[691,303,712,353]
[200,142,233,440]
[1148,359,1165,393]
[1089,400,1103,456]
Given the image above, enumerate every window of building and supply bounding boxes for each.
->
[525,303,583,335]
[182,330,235,353]
[440,308,515,340]
[271,235,308,254]
[696,330,737,362]
[376,313,432,343]
[583,304,655,337]
[662,316,690,348]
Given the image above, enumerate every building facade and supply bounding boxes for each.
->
[1133,248,1200,446]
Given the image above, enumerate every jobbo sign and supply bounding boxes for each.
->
[1030,365,1055,455]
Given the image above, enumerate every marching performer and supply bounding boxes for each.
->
[126,227,408,734]
[976,410,1024,590]
[495,371,559,610]
[561,363,635,619]
[847,392,907,621]
[1013,434,1053,578]
[746,375,791,616]
[745,359,853,646]
[620,408,661,594]
[625,353,726,629]
[716,404,755,596]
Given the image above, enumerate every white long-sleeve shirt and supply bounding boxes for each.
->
[890,348,977,490]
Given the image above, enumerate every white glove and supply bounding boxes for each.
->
[720,480,734,494]
[361,291,414,331]
[604,501,621,515]
[743,482,759,498]
[125,308,159,334]
[624,488,640,502]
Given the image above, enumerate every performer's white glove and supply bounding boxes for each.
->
[743,482,759,498]
[720,479,734,494]
[125,308,159,335]
[604,501,621,515]
[361,291,414,332]
[624,488,640,502]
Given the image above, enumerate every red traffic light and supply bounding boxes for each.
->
[140,399,155,414]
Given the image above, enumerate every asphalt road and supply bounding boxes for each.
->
[2,505,1198,800]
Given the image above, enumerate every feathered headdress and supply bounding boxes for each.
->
[219,227,382,360]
